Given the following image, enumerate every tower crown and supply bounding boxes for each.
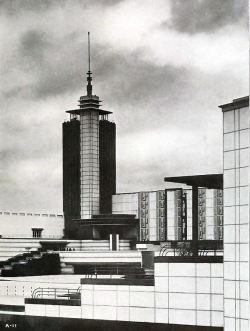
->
[66,32,112,117]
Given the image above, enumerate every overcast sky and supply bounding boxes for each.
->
[0,0,248,213]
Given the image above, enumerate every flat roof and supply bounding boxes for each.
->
[81,278,154,286]
[219,96,249,112]
[113,187,192,197]
[75,214,138,226]
[164,174,223,189]
[76,220,138,226]
[155,256,223,263]
[113,189,165,196]
[66,108,112,115]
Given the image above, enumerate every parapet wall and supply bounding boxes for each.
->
[80,257,223,328]
[1,257,223,328]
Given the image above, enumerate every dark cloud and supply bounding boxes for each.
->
[0,0,56,15]
[168,0,248,33]
[0,0,123,16]
[33,55,82,99]
[2,86,29,99]
[10,30,188,104]
[95,49,188,104]
[20,30,50,57]
[9,29,83,99]
[19,30,51,69]
[91,49,191,134]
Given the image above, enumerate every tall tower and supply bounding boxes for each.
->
[78,40,100,219]
[63,33,116,237]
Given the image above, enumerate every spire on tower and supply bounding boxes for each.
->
[67,31,113,116]
[86,31,92,97]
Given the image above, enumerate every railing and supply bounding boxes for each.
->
[80,265,154,280]
[160,240,223,257]
[83,273,153,280]
[0,235,63,239]
[0,212,63,218]
[160,242,192,257]
[75,264,144,275]
[32,287,81,300]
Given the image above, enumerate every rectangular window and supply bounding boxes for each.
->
[32,228,43,238]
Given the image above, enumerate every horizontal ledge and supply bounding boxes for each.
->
[0,304,25,312]
[219,96,249,112]
[154,256,223,263]
[81,278,154,286]
[25,298,81,306]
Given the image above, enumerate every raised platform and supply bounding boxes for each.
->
[74,213,139,240]
[59,250,142,264]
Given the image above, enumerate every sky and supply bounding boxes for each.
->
[0,0,248,213]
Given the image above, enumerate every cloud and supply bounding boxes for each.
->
[0,0,248,212]
[116,125,223,193]
[1,0,247,100]
[19,30,50,61]
[0,0,55,14]
[168,0,248,33]
[0,0,124,16]
[94,48,189,102]
[1,27,83,99]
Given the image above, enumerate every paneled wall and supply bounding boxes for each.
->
[154,261,223,327]
[80,110,99,219]
[223,102,249,331]
[197,189,223,240]
[112,188,222,242]
[81,260,223,327]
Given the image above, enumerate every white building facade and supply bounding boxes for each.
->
[220,96,249,331]
[0,211,64,239]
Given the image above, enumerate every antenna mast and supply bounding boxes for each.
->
[86,31,92,97]
[88,31,91,73]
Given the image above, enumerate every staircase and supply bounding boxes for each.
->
[0,251,61,277]
[0,239,132,262]
[60,250,142,275]
[143,267,154,278]
[60,262,74,274]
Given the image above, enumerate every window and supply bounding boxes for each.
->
[32,228,43,238]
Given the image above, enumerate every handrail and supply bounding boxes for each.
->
[32,287,81,300]
[77,265,145,276]
[83,274,153,279]
[160,247,222,257]
[160,241,223,257]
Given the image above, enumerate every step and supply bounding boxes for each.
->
[144,268,154,275]
[61,265,74,274]
[2,265,12,270]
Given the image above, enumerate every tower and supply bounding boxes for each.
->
[63,33,116,238]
